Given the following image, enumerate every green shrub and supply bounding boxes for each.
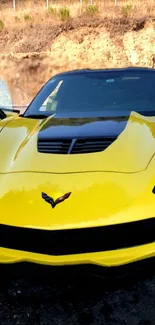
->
[86,4,99,15]
[15,16,20,23]
[59,7,70,21]
[0,20,4,31]
[24,14,32,21]
[122,4,132,17]
[48,6,57,16]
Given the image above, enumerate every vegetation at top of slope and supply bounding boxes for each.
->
[0,0,154,30]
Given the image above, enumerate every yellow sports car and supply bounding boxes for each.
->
[1,67,155,268]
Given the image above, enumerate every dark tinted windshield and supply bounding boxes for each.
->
[24,70,155,118]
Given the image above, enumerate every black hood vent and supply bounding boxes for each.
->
[38,136,118,154]
[38,139,71,154]
[71,137,117,154]
[37,116,127,155]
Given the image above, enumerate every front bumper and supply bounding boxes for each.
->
[0,243,155,267]
[0,218,155,267]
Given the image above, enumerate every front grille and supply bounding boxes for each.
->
[1,218,154,256]
[38,136,117,154]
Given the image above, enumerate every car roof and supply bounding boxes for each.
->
[53,67,155,78]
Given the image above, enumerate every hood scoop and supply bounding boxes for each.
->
[38,136,118,154]
[1,111,155,174]
[38,117,127,155]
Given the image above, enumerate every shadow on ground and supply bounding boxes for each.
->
[0,259,155,325]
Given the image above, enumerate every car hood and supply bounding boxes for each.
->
[1,168,155,229]
[1,111,155,173]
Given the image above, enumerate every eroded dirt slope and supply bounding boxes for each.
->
[0,18,155,106]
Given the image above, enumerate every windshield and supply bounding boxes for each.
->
[24,70,155,118]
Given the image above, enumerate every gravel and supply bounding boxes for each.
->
[0,260,155,325]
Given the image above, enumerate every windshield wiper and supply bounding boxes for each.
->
[4,108,20,114]
[22,114,48,119]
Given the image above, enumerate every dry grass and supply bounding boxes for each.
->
[0,0,155,30]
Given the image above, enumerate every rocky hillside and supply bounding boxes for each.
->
[0,17,155,107]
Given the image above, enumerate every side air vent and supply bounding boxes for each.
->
[38,137,117,154]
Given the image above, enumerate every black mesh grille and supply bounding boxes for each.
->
[38,137,117,154]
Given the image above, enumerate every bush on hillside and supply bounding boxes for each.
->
[15,16,20,23]
[86,4,99,15]
[59,7,70,21]
[48,6,57,16]
[122,4,132,17]
[0,20,4,31]
[24,14,32,21]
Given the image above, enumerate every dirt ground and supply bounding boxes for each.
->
[1,260,155,325]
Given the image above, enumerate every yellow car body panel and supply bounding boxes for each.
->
[1,243,155,267]
[1,112,155,174]
[1,111,155,267]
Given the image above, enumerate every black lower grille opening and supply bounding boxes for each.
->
[0,218,154,256]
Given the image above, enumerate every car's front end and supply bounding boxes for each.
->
[1,68,155,268]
